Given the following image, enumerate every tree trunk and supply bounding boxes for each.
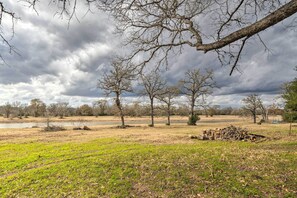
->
[115,93,125,128]
[150,98,154,127]
[253,112,257,123]
[190,97,195,117]
[167,103,171,126]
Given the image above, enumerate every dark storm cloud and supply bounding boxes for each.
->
[0,0,115,97]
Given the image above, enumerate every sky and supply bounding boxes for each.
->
[0,1,296,108]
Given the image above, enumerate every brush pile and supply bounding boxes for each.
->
[194,125,266,141]
[43,125,66,132]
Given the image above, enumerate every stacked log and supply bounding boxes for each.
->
[199,125,266,141]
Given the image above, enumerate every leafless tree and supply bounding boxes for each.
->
[12,101,26,119]
[0,2,19,63]
[258,101,269,122]
[97,0,297,75]
[98,61,137,127]
[29,98,46,117]
[180,69,215,125]
[3,1,297,74]
[47,103,58,117]
[56,102,69,119]
[2,102,12,118]
[92,99,108,116]
[242,94,263,123]
[157,86,180,125]
[125,101,144,117]
[140,70,166,127]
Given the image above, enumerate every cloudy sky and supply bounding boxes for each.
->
[0,1,296,107]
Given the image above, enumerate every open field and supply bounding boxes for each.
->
[0,116,296,197]
[0,115,251,123]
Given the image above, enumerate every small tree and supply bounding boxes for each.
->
[78,104,93,116]
[56,102,69,119]
[98,61,136,128]
[47,104,58,117]
[29,99,46,117]
[125,101,144,117]
[242,94,263,123]
[140,70,166,127]
[157,86,180,125]
[180,69,215,125]
[258,101,269,122]
[3,102,12,118]
[93,99,108,116]
[12,101,25,119]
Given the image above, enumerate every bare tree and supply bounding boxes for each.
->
[97,0,297,74]
[125,101,144,117]
[180,69,215,125]
[93,99,108,116]
[12,101,26,119]
[29,98,46,117]
[242,94,263,123]
[157,86,180,125]
[140,70,166,127]
[56,102,69,119]
[3,1,297,74]
[98,61,136,127]
[258,101,269,122]
[47,103,58,117]
[2,102,12,118]
[0,2,19,63]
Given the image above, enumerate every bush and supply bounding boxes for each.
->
[43,125,66,132]
[187,114,200,125]
[283,112,297,122]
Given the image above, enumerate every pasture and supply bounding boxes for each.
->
[0,116,296,197]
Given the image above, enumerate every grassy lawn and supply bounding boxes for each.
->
[0,116,296,197]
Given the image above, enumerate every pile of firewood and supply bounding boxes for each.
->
[191,125,266,141]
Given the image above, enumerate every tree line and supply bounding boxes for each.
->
[0,97,283,120]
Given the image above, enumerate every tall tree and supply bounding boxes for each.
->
[282,67,297,121]
[180,69,215,125]
[2,1,297,73]
[157,86,180,125]
[140,70,166,127]
[98,61,136,127]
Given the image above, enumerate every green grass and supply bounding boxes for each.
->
[1,134,297,197]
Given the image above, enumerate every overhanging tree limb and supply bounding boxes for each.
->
[196,0,297,52]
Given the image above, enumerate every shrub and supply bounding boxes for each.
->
[187,114,200,125]
[283,112,297,122]
[43,125,66,132]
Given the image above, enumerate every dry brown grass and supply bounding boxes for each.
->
[0,115,295,144]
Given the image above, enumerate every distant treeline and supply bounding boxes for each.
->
[0,98,283,119]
